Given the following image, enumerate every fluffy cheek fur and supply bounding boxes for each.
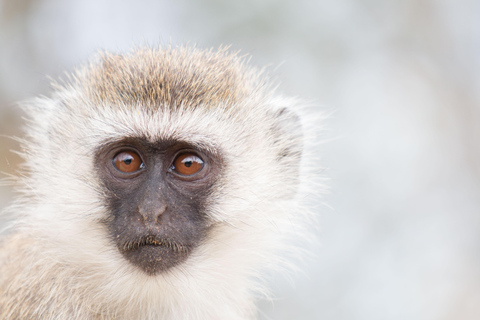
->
[19,96,298,318]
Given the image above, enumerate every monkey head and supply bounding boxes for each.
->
[24,46,305,278]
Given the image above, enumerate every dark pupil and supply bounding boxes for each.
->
[184,161,192,167]
[124,157,133,165]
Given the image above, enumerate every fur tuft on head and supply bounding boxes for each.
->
[80,45,268,110]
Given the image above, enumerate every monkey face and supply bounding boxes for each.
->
[95,138,222,275]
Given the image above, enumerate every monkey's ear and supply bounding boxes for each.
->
[270,107,303,195]
[271,107,303,162]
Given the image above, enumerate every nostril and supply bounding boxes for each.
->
[153,203,167,221]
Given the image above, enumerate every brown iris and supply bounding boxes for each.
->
[173,153,204,176]
[113,151,143,173]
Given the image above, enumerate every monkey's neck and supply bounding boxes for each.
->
[0,232,259,320]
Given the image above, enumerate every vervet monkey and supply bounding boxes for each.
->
[0,46,318,319]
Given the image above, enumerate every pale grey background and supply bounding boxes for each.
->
[1,1,479,319]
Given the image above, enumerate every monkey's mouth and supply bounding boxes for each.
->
[122,235,190,253]
[118,235,192,275]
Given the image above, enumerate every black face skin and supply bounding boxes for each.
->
[95,138,222,275]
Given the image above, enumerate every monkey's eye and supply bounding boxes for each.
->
[113,151,144,173]
[172,153,204,176]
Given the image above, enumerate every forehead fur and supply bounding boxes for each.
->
[78,46,267,109]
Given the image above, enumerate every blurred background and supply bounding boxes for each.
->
[1,0,479,319]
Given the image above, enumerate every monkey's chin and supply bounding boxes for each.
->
[121,244,190,275]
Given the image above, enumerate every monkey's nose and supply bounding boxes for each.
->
[138,202,167,222]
